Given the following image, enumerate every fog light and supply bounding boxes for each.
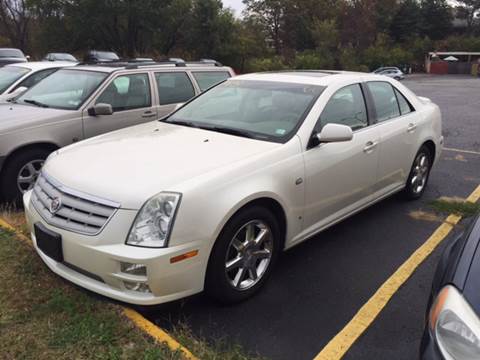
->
[121,262,147,276]
[123,281,151,293]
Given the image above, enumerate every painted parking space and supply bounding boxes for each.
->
[142,75,480,360]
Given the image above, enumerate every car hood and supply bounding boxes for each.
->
[0,103,73,134]
[43,121,279,209]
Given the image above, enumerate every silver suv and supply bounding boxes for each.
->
[0,61,234,203]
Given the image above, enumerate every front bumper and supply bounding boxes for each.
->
[23,191,208,305]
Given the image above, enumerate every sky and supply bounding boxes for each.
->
[222,0,246,16]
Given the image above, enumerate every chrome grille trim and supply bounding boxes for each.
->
[31,173,120,236]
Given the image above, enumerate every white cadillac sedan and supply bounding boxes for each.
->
[24,71,443,305]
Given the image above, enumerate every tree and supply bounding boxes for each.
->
[455,0,480,33]
[390,0,422,42]
[243,0,287,55]
[339,0,377,50]
[0,0,30,50]
[420,0,453,40]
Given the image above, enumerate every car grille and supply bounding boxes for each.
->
[31,173,119,235]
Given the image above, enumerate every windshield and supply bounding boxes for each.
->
[96,52,119,60]
[0,66,30,93]
[166,80,324,143]
[17,69,108,110]
[0,49,24,58]
[52,53,77,62]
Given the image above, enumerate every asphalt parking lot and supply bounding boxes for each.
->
[140,75,480,360]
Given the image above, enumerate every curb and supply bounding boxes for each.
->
[0,216,198,360]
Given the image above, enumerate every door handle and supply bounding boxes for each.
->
[142,111,156,118]
[407,123,417,133]
[363,141,378,153]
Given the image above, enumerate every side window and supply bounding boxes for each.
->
[96,73,151,111]
[366,82,401,123]
[13,68,57,91]
[394,88,414,115]
[192,71,231,91]
[316,84,368,132]
[155,72,195,105]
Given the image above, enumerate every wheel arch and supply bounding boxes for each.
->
[421,139,436,164]
[211,195,289,253]
[1,141,59,176]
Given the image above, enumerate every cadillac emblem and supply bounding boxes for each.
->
[49,197,62,214]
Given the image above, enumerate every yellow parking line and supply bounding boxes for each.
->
[444,147,480,156]
[314,184,480,360]
[0,216,198,360]
[123,308,198,359]
[0,217,31,244]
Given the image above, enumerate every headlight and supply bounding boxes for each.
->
[430,285,480,359]
[126,192,181,248]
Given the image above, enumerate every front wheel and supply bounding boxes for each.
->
[205,206,281,304]
[0,148,51,205]
[404,146,432,200]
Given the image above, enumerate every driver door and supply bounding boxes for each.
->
[302,83,380,235]
[82,72,157,138]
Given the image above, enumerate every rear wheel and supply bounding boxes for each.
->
[0,148,51,205]
[205,206,281,304]
[404,146,432,200]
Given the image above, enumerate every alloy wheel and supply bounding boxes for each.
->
[225,220,274,291]
[410,153,429,195]
[17,159,44,193]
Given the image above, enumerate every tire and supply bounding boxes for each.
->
[205,205,281,304]
[404,145,432,200]
[0,148,51,205]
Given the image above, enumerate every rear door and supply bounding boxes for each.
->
[365,81,419,196]
[153,71,197,117]
[82,72,157,138]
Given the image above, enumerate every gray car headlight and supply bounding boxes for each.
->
[430,285,480,360]
[126,192,181,248]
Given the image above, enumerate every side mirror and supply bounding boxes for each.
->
[25,55,30,60]
[318,123,353,143]
[10,86,28,98]
[88,103,113,116]
[310,123,353,148]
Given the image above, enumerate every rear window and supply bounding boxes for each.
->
[0,49,24,58]
[155,72,196,105]
[0,66,30,93]
[366,81,401,123]
[192,71,231,91]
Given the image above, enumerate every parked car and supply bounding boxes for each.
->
[0,61,75,102]
[23,71,443,305]
[0,61,234,203]
[373,66,401,74]
[83,50,120,63]
[420,213,480,359]
[0,48,28,66]
[43,53,78,62]
[379,68,405,80]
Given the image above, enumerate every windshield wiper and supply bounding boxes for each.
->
[23,99,50,108]
[163,119,199,128]
[205,126,255,139]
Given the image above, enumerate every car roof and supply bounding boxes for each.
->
[71,62,234,74]
[6,61,76,71]
[233,71,386,87]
